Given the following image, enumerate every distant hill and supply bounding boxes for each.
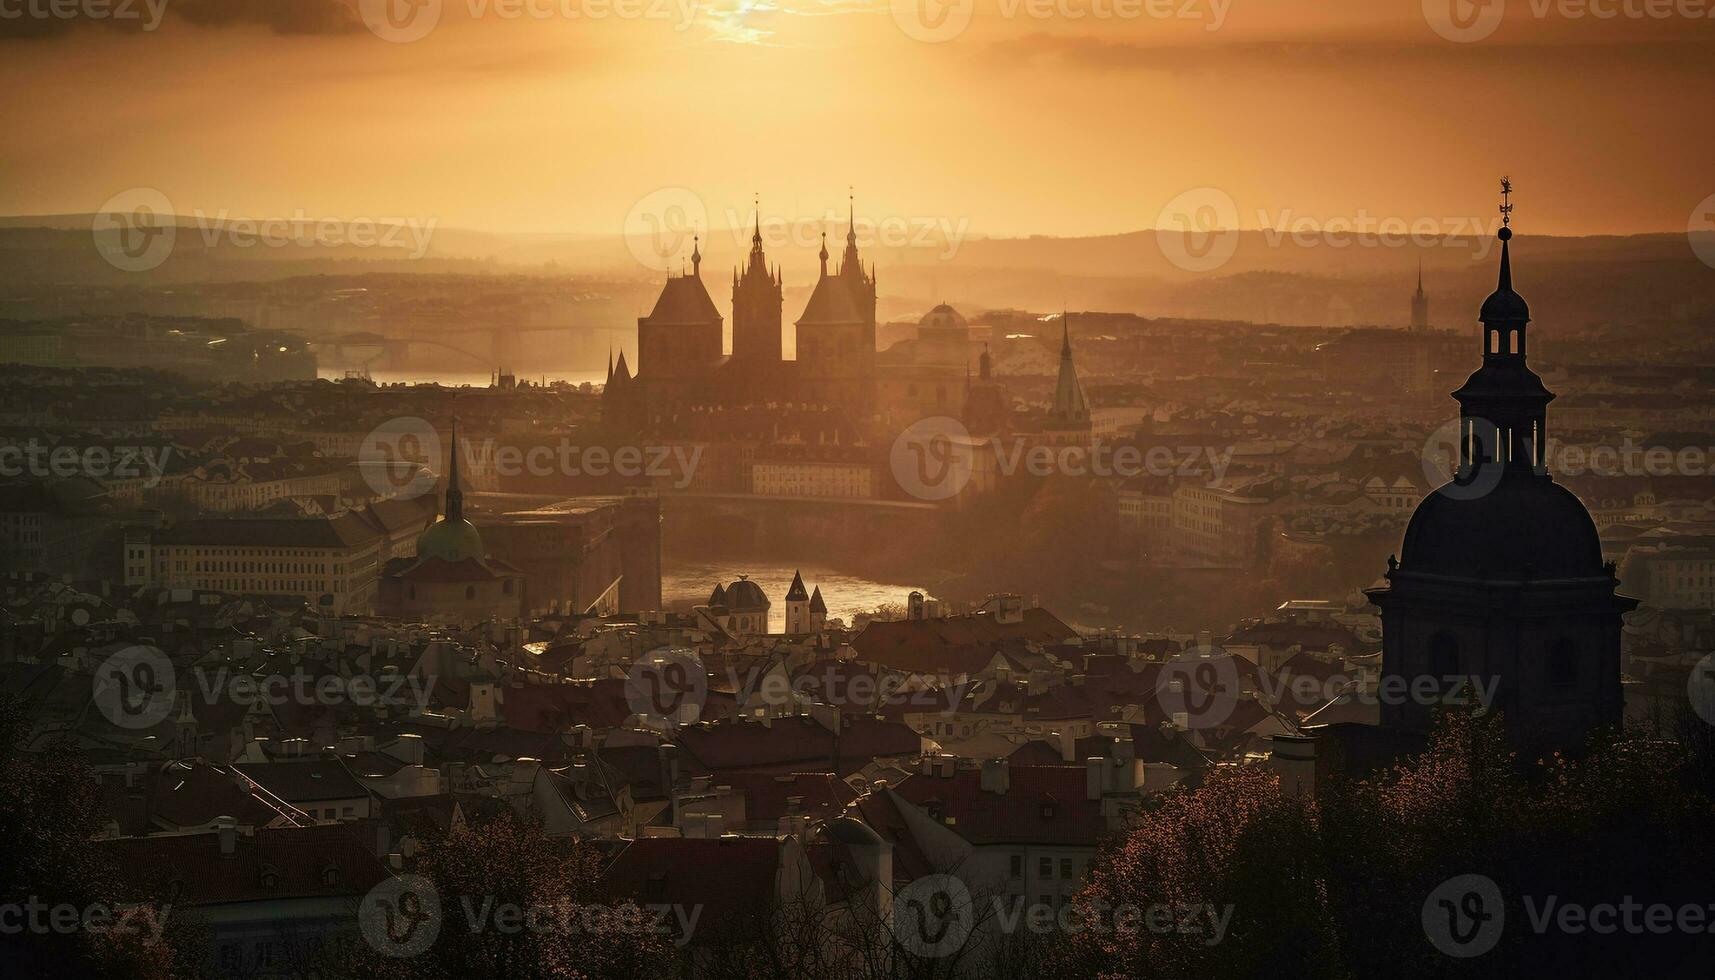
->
[3,213,1711,331]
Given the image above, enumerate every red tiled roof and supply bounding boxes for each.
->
[710,771,856,823]
[1006,740,1067,765]
[848,790,934,881]
[891,765,1112,848]
[852,608,1078,675]
[101,822,390,906]
[674,716,922,777]
[601,837,779,941]
[99,762,285,833]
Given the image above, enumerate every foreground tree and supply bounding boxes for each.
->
[0,696,182,979]
[1057,711,1715,979]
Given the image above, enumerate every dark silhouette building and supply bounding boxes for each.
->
[1367,216,1638,755]
[603,202,877,434]
[1410,260,1430,330]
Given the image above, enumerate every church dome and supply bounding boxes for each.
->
[919,304,967,331]
[1479,285,1530,323]
[417,517,484,563]
[1400,475,1603,580]
[723,576,769,612]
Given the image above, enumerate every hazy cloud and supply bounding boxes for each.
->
[173,0,362,36]
[0,0,359,42]
[984,33,1715,75]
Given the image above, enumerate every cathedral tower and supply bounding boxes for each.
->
[636,236,723,423]
[794,199,877,417]
[732,206,784,364]
[1410,260,1430,331]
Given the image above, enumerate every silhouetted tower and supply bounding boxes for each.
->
[1039,313,1092,446]
[785,569,812,635]
[1368,181,1637,756]
[732,203,783,364]
[794,196,877,415]
[1410,259,1431,330]
[636,234,722,422]
[963,343,1010,435]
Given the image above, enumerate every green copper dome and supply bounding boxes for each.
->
[417,516,484,562]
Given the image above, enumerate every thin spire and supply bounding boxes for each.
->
[1061,311,1072,356]
[691,232,701,277]
[445,417,464,522]
[752,193,762,246]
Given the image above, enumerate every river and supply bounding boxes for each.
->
[317,368,609,387]
[661,559,933,633]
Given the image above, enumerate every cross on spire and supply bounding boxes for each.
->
[1499,176,1514,229]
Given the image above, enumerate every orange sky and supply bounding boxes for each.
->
[2,0,1712,238]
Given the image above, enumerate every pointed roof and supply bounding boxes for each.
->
[444,418,463,522]
[1479,227,1530,324]
[646,274,722,325]
[708,583,728,606]
[1052,315,1089,421]
[809,586,826,614]
[786,570,809,602]
[797,272,865,325]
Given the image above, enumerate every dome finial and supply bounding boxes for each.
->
[1497,176,1515,290]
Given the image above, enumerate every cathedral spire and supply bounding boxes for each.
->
[841,189,861,277]
[1052,312,1088,423]
[691,232,701,278]
[445,417,464,522]
[818,228,829,277]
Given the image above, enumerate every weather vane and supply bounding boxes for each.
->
[1499,176,1514,228]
